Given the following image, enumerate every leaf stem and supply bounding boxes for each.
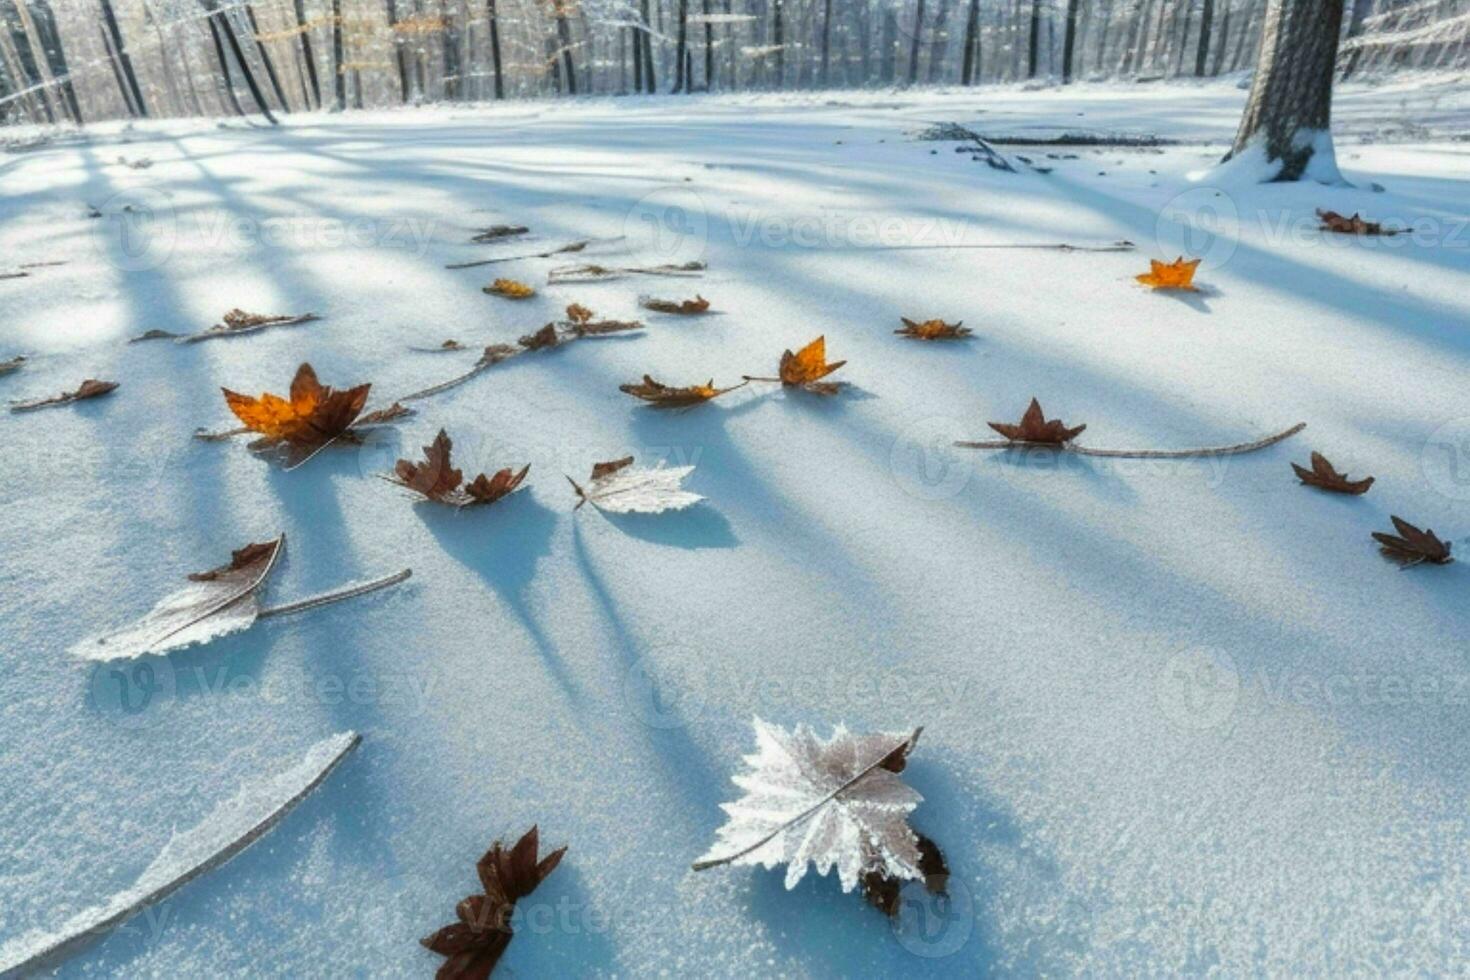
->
[955,422,1305,458]
[257,568,411,619]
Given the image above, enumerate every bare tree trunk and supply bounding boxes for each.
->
[1193,0,1214,74]
[330,0,345,108]
[1027,0,1041,77]
[291,0,320,107]
[880,7,897,82]
[1228,0,1258,69]
[640,0,656,91]
[553,0,577,93]
[486,0,505,97]
[907,0,925,82]
[208,2,279,122]
[705,0,715,87]
[961,0,980,82]
[386,0,410,100]
[773,0,785,87]
[820,0,833,84]
[246,5,291,111]
[100,0,147,116]
[1225,0,1344,180]
[1340,0,1373,77]
[673,0,688,90]
[1062,0,1081,80]
[1210,0,1232,74]
[204,10,246,117]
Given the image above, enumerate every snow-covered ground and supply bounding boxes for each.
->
[2,76,1470,976]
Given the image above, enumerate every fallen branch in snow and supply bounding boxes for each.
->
[469,224,529,243]
[256,568,412,618]
[855,240,1135,253]
[548,260,706,283]
[0,355,25,375]
[180,310,321,343]
[445,235,623,269]
[0,260,67,280]
[957,422,1306,458]
[398,311,644,403]
[10,379,118,412]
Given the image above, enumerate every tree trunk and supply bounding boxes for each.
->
[927,0,954,82]
[1027,0,1041,77]
[640,0,656,91]
[1193,0,1214,75]
[486,0,505,97]
[209,2,279,123]
[99,0,147,116]
[554,0,577,94]
[674,0,688,90]
[440,0,462,98]
[205,11,246,117]
[1210,0,1231,75]
[1062,0,1081,81]
[907,0,924,82]
[293,0,321,107]
[23,0,81,122]
[1225,0,1344,181]
[773,0,784,87]
[880,7,896,82]
[387,0,410,101]
[705,0,715,87]
[1341,0,1373,77]
[330,0,345,108]
[820,0,832,84]
[961,0,980,83]
[246,5,291,111]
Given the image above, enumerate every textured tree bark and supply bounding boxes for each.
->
[1225,0,1344,181]
[204,12,246,117]
[1062,0,1081,81]
[246,5,291,111]
[553,0,577,94]
[209,2,278,123]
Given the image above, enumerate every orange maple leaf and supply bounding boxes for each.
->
[1135,256,1200,291]
[222,363,370,447]
[748,336,846,394]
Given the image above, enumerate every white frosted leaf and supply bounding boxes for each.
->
[72,537,284,661]
[577,462,702,514]
[0,731,360,976]
[694,718,926,893]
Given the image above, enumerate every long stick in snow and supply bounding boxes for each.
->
[849,239,1136,253]
[955,422,1306,457]
[444,235,624,269]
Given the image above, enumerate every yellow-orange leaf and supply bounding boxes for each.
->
[896,317,971,340]
[619,375,745,407]
[775,336,846,394]
[222,363,370,446]
[1135,256,1200,291]
[484,278,536,299]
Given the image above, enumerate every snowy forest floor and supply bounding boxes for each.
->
[3,74,1470,975]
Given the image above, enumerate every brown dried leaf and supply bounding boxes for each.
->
[388,428,529,508]
[1373,516,1453,567]
[591,456,634,480]
[518,323,559,350]
[641,294,711,315]
[861,834,950,917]
[188,541,281,582]
[1317,208,1395,236]
[10,378,119,413]
[1292,452,1373,495]
[987,398,1086,445]
[478,343,521,366]
[470,224,529,243]
[221,363,370,460]
[896,317,971,340]
[465,465,531,505]
[185,310,320,343]
[619,375,744,407]
[565,303,595,325]
[421,826,566,980]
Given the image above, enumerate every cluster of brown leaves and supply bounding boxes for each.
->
[563,303,641,336]
[895,317,970,340]
[743,336,847,395]
[988,398,1086,444]
[10,378,118,413]
[1292,452,1374,495]
[620,375,746,407]
[641,295,711,315]
[484,278,536,299]
[1373,517,1452,567]
[387,429,529,508]
[1135,256,1200,291]
[223,362,408,466]
[421,826,566,980]
[1317,209,1396,236]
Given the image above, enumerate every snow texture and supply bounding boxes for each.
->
[3,77,1470,975]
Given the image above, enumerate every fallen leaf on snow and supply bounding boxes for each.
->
[640,294,711,315]
[1292,452,1374,495]
[567,455,702,513]
[0,355,25,375]
[421,826,566,980]
[470,224,529,243]
[519,323,559,349]
[1135,256,1200,291]
[1317,208,1396,236]
[10,378,118,413]
[745,336,847,394]
[619,375,746,407]
[484,278,536,299]
[183,309,321,344]
[1373,516,1453,567]
[693,719,946,918]
[386,429,529,508]
[896,316,971,340]
[987,397,1086,444]
[222,362,371,468]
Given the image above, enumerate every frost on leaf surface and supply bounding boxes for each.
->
[569,457,702,514]
[72,536,284,661]
[695,720,925,892]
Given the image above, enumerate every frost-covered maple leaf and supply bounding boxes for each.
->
[694,719,926,893]
[567,456,702,513]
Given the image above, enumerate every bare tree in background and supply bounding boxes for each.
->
[1224,0,1344,181]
